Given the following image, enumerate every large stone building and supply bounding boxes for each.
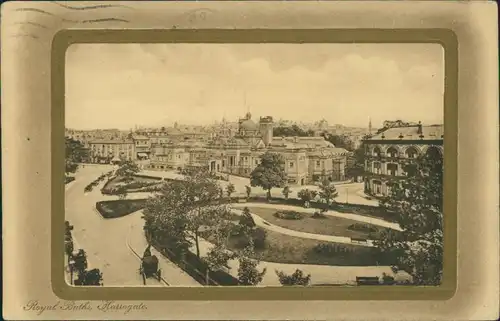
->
[363,122,444,197]
[88,139,135,164]
[148,113,349,186]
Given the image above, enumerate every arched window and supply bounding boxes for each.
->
[387,147,398,158]
[426,146,442,159]
[373,161,382,174]
[373,180,382,195]
[405,146,419,159]
[373,147,381,157]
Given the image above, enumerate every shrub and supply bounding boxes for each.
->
[238,207,256,229]
[347,223,378,234]
[311,211,327,219]
[96,199,148,219]
[234,228,267,250]
[274,210,304,220]
[275,269,311,286]
[65,176,76,184]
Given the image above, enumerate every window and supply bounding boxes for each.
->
[289,162,294,168]
[387,147,398,158]
[387,163,398,176]
[316,161,321,166]
[373,162,381,174]
[405,147,418,159]
[373,147,381,157]
[255,159,258,165]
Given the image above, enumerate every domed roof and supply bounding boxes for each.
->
[240,119,258,131]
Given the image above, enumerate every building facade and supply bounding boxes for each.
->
[147,113,349,186]
[89,139,135,164]
[363,122,444,197]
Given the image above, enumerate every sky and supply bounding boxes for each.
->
[65,43,444,130]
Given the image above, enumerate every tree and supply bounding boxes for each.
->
[374,149,443,285]
[245,185,252,199]
[297,189,318,207]
[282,186,291,200]
[204,227,234,284]
[143,167,232,258]
[73,249,88,276]
[275,269,311,286]
[238,207,256,231]
[321,133,354,151]
[65,137,88,175]
[318,179,338,211]
[237,240,267,286]
[115,160,140,183]
[250,152,287,200]
[226,183,235,198]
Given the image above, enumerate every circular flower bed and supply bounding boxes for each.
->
[274,210,305,220]
[347,223,378,234]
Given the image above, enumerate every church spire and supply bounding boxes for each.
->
[368,117,372,134]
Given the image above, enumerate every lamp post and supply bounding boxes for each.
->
[346,187,349,204]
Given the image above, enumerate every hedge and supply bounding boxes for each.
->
[95,199,148,219]
[147,233,240,286]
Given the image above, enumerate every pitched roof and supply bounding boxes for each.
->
[367,124,444,140]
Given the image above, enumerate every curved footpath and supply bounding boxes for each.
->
[231,208,375,247]
[65,166,199,287]
[232,203,402,231]
[70,165,410,286]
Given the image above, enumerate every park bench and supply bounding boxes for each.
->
[356,276,380,285]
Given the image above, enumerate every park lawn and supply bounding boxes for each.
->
[204,228,384,266]
[246,206,395,240]
[96,199,148,219]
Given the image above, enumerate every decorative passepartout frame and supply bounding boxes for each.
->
[2,1,498,320]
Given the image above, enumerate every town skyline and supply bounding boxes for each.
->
[66,43,444,130]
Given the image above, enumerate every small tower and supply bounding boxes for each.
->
[368,117,372,134]
[259,116,274,147]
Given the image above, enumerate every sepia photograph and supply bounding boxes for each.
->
[64,43,445,288]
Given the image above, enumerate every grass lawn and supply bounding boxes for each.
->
[96,199,148,219]
[246,206,398,240]
[203,227,387,266]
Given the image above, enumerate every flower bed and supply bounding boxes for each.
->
[274,210,304,220]
[347,223,378,234]
[95,199,148,219]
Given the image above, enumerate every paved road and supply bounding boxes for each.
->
[65,165,199,287]
[140,170,378,206]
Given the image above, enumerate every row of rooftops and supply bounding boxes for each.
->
[364,123,444,141]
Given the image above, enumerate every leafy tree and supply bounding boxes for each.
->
[275,269,311,286]
[245,185,252,199]
[143,168,231,258]
[65,137,88,175]
[374,148,443,285]
[282,186,291,200]
[250,152,287,200]
[115,160,140,183]
[321,133,354,151]
[297,189,318,207]
[318,179,338,211]
[73,249,88,276]
[273,125,312,137]
[204,227,234,284]
[226,183,235,198]
[237,240,267,286]
[238,207,256,231]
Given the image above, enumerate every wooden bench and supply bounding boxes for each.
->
[356,276,380,285]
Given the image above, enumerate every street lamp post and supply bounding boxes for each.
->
[346,187,349,204]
